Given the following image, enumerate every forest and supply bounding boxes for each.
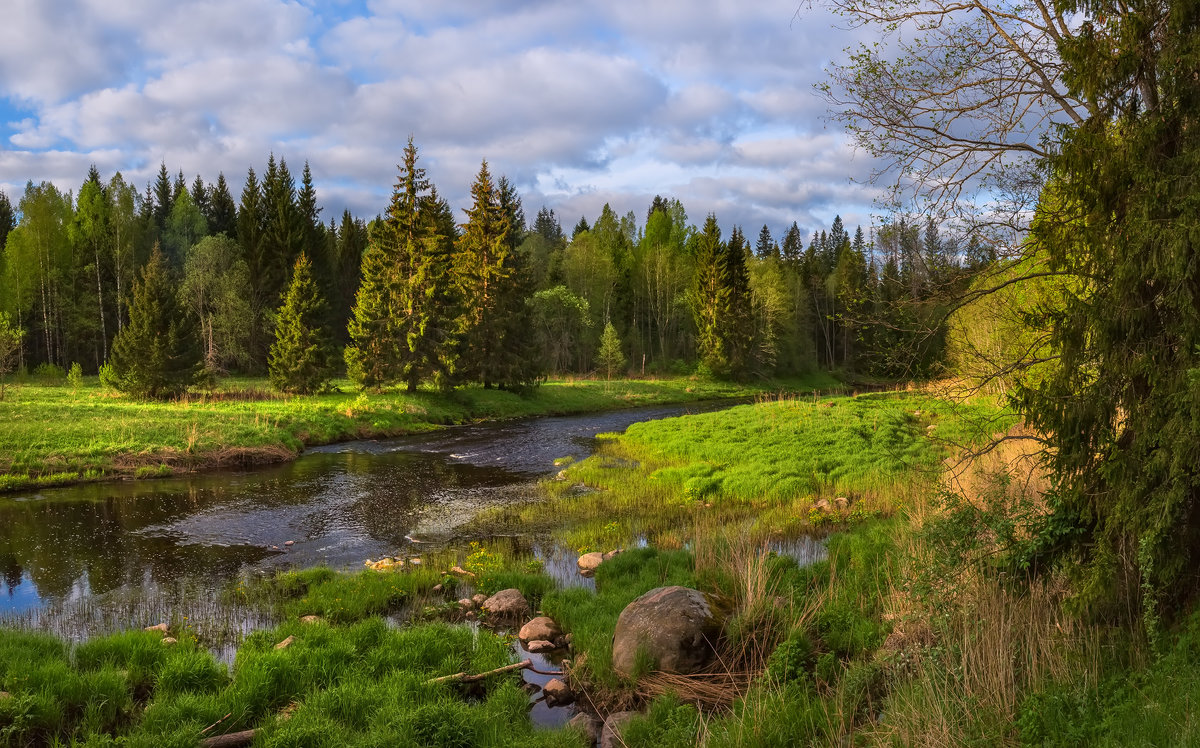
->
[0,138,992,398]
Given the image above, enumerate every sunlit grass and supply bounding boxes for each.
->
[0,372,840,492]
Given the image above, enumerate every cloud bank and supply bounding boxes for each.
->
[0,0,882,236]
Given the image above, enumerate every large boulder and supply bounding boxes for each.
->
[519,616,562,643]
[481,588,529,619]
[611,586,720,679]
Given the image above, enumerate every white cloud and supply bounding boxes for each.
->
[0,0,883,232]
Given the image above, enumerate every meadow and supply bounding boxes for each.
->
[4,387,1189,746]
[0,371,838,492]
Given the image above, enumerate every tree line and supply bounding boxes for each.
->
[0,139,993,396]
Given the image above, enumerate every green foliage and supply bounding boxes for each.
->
[67,362,82,393]
[269,253,336,394]
[107,246,201,400]
[0,312,22,399]
[1018,6,1200,628]
[180,234,254,373]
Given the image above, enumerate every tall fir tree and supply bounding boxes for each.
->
[692,214,729,376]
[453,160,519,388]
[108,245,201,399]
[152,162,173,233]
[722,225,756,377]
[208,173,238,238]
[269,252,335,394]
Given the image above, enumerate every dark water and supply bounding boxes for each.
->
[0,402,736,620]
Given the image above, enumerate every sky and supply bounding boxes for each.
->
[0,0,882,239]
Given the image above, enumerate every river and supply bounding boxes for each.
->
[0,401,747,626]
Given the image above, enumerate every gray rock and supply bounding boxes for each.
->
[568,713,602,744]
[519,616,562,643]
[611,586,720,679]
[526,639,557,653]
[482,588,529,619]
[543,678,572,706]
[600,711,636,748]
[577,551,605,572]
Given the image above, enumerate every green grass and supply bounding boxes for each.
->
[0,373,840,492]
[474,391,1008,551]
[0,619,585,748]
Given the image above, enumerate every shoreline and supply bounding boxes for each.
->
[0,373,844,495]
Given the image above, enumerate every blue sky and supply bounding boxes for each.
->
[0,0,882,237]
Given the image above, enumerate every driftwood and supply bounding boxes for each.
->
[199,729,257,748]
[197,661,563,747]
[425,658,562,685]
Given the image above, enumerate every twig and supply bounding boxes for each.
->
[425,658,561,685]
[200,712,232,735]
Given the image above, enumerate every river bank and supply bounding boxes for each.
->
[0,372,839,493]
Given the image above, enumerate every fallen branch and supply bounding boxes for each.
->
[199,729,257,748]
[425,658,562,685]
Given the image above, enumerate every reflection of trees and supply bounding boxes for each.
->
[0,445,533,607]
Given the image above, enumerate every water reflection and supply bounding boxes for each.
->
[0,402,733,616]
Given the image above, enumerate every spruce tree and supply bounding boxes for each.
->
[209,173,238,238]
[722,225,755,377]
[344,237,400,389]
[152,162,173,232]
[597,320,625,379]
[692,214,729,376]
[108,245,201,399]
[453,161,513,388]
[269,253,334,394]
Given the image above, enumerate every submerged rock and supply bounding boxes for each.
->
[519,616,562,643]
[611,586,720,678]
[482,588,529,619]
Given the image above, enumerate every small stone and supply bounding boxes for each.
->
[432,584,444,593]
[814,498,832,513]
[408,558,422,565]
[472,593,488,606]
[284,540,295,547]
[274,635,295,650]
[834,496,849,509]
[519,616,562,643]
[465,610,476,620]
[526,640,557,653]
[458,598,475,610]
[600,711,636,748]
[144,623,169,633]
[162,637,177,645]
[271,545,280,550]
[449,565,476,578]
[543,678,573,706]
[300,615,322,624]
[0,691,9,700]
[568,714,602,744]
[577,552,605,572]
[521,681,541,695]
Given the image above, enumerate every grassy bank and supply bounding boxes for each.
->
[0,372,839,492]
[8,387,1186,746]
